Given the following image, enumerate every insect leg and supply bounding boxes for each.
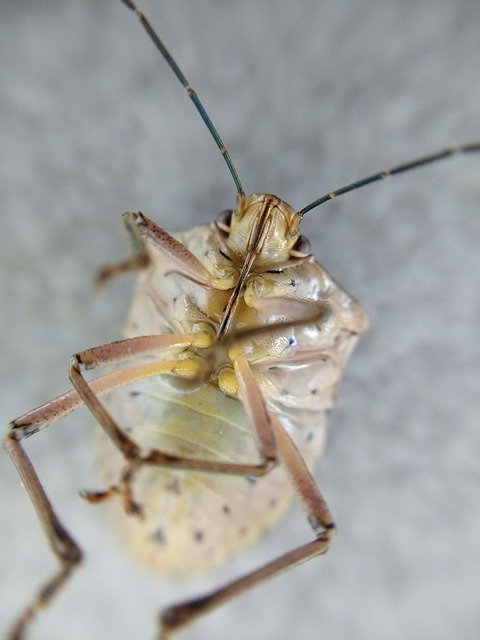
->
[69,347,279,481]
[5,434,83,640]
[5,333,208,638]
[224,298,334,346]
[9,333,205,441]
[96,211,150,285]
[128,211,237,289]
[157,351,334,639]
[98,210,238,288]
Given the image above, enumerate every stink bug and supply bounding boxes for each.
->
[1,2,479,640]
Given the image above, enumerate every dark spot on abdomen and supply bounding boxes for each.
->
[151,528,165,545]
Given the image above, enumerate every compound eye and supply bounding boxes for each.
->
[216,209,233,232]
[291,234,311,257]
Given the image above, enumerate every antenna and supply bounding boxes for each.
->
[298,143,480,216]
[119,0,244,197]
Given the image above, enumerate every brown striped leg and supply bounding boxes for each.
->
[156,351,335,639]
[98,210,237,288]
[67,331,282,520]
[222,297,335,346]
[5,433,83,640]
[95,252,150,284]
[96,211,150,285]
[122,211,237,289]
[4,332,212,638]
[68,348,279,484]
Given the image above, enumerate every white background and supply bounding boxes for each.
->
[1,1,479,639]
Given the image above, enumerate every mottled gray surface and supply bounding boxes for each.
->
[1,1,479,640]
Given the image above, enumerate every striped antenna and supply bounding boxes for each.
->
[298,143,480,216]
[119,0,244,196]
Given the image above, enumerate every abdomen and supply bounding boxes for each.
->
[98,376,325,577]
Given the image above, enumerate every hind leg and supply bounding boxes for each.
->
[157,351,335,639]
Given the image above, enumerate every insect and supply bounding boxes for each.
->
[1,1,478,640]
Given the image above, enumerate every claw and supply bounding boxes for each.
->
[79,480,144,519]
[123,494,144,519]
[79,488,116,504]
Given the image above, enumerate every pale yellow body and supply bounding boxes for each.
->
[99,196,368,578]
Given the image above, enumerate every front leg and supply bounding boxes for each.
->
[98,211,238,289]
[96,211,150,285]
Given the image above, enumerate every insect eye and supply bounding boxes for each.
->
[291,235,311,257]
[216,209,233,232]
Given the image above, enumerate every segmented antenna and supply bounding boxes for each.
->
[119,0,244,196]
[298,143,480,215]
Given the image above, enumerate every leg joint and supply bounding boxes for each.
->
[52,532,83,567]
